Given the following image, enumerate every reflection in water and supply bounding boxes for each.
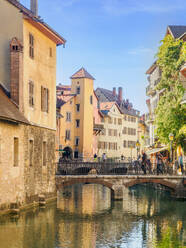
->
[0,183,185,248]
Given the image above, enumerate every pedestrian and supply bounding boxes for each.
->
[94,153,97,162]
[102,153,106,162]
[141,151,147,175]
[178,153,184,175]
[156,152,163,175]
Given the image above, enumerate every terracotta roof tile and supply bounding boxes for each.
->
[70,67,95,80]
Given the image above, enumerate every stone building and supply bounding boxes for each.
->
[0,0,66,212]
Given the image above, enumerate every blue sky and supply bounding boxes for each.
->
[21,0,186,113]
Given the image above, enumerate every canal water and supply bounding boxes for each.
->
[0,184,186,248]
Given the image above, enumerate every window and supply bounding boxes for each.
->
[76,119,80,128]
[108,129,112,136]
[76,104,80,112]
[76,86,80,94]
[90,95,93,104]
[108,117,112,124]
[118,118,122,125]
[29,140,34,166]
[29,81,34,107]
[123,127,127,134]
[103,142,107,149]
[41,86,49,112]
[13,137,19,167]
[74,151,79,158]
[49,47,52,57]
[75,137,79,146]
[123,140,127,148]
[65,130,71,140]
[29,33,34,59]
[42,141,46,166]
[101,128,106,136]
[114,118,116,124]
[114,130,117,136]
[66,112,71,122]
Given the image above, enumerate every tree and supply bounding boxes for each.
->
[155,35,186,152]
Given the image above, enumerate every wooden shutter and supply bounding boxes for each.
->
[41,86,44,111]
[46,88,49,113]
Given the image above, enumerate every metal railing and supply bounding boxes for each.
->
[56,161,175,176]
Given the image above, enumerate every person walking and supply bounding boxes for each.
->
[156,152,163,175]
[94,153,97,162]
[102,153,106,162]
[141,151,147,175]
[178,153,184,175]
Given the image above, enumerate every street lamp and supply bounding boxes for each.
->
[169,133,174,162]
[136,140,140,158]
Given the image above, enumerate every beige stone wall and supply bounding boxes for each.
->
[0,121,25,209]
[0,0,23,90]
[22,19,57,130]
[98,104,123,159]
[0,121,56,211]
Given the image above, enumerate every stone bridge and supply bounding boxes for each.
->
[56,175,186,200]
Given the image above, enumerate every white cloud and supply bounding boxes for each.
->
[101,0,186,15]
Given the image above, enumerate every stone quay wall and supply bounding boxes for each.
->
[0,120,56,213]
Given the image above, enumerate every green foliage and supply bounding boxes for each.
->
[155,35,186,149]
[155,227,183,248]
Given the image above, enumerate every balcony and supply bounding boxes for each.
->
[146,85,156,96]
[93,123,104,135]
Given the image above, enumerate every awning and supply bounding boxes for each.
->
[146,146,169,155]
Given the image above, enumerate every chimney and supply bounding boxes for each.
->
[118,87,123,103]
[112,87,116,97]
[30,0,38,16]
[10,37,24,111]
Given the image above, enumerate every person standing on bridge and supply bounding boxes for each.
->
[141,151,147,175]
[156,152,163,175]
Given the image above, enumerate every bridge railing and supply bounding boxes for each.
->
[56,161,175,176]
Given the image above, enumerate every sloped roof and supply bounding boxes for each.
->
[56,94,75,108]
[167,25,186,39]
[70,67,95,80]
[96,88,116,102]
[100,102,115,110]
[6,0,66,45]
[146,61,157,75]
[96,88,139,117]
[0,87,30,124]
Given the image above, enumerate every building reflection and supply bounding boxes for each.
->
[0,205,56,248]
[0,184,185,248]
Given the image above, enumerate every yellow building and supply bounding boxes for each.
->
[0,0,65,211]
[57,68,95,161]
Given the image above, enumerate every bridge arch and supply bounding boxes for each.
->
[56,178,115,199]
[124,178,177,191]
